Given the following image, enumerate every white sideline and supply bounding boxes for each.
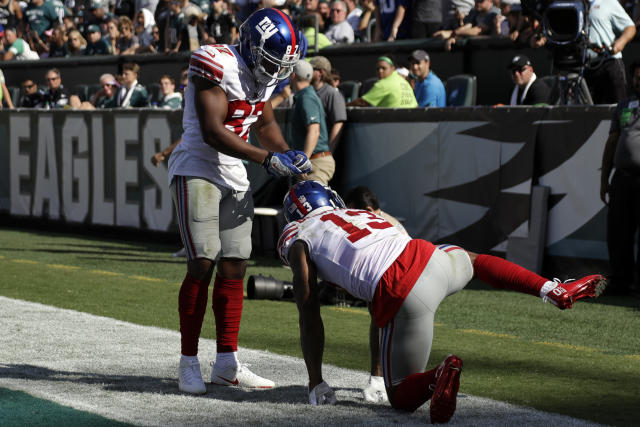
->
[0,296,602,426]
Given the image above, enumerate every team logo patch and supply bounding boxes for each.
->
[256,17,278,39]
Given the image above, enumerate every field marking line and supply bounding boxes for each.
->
[0,296,602,427]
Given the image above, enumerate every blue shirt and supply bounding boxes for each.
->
[414,71,446,107]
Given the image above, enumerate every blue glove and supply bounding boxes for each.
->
[263,151,304,176]
[285,150,312,174]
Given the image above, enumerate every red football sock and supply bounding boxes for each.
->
[212,274,244,353]
[473,254,547,297]
[178,273,210,356]
[391,368,438,412]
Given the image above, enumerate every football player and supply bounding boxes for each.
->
[169,8,312,394]
[278,180,606,422]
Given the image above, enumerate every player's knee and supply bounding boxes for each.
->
[188,259,214,281]
[217,258,248,279]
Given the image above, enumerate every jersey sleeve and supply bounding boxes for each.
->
[188,45,226,85]
[277,222,301,265]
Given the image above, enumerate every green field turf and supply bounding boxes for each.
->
[1,226,639,426]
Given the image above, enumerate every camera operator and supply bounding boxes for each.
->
[535,0,635,104]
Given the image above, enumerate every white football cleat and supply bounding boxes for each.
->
[210,362,275,389]
[363,375,388,403]
[309,380,337,405]
[178,356,206,394]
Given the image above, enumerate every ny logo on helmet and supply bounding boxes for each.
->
[256,17,278,39]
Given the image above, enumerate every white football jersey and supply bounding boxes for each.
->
[168,44,276,191]
[278,209,412,302]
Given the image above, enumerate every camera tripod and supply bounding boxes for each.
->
[547,70,594,105]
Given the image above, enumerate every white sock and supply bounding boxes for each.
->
[539,280,558,299]
[216,351,238,368]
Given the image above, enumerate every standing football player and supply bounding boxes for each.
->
[169,8,311,394]
[278,180,606,422]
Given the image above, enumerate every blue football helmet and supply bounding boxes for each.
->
[239,8,300,86]
[283,180,346,223]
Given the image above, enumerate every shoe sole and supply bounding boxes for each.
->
[430,356,463,424]
[568,275,608,308]
[211,377,274,389]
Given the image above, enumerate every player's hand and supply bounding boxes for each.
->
[309,381,337,405]
[362,375,388,403]
[285,150,312,174]
[263,151,304,176]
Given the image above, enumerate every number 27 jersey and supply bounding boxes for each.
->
[278,209,412,302]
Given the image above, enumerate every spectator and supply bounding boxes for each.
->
[43,68,70,109]
[0,0,23,33]
[183,6,205,51]
[289,60,334,185]
[454,0,500,37]
[178,65,188,94]
[84,24,111,54]
[136,0,159,15]
[300,13,331,54]
[348,55,417,108]
[373,0,411,41]
[149,23,160,48]
[86,0,111,30]
[134,8,155,48]
[344,0,361,34]
[105,17,119,52]
[599,59,640,297]
[411,0,443,38]
[233,0,261,22]
[304,0,319,13]
[495,0,524,41]
[309,56,346,152]
[117,15,139,54]
[437,0,472,37]
[507,54,549,105]
[24,0,63,40]
[19,78,46,108]
[165,0,187,52]
[0,67,14,108]
[204,0,237,44]
[69,73,119,108]
[325,0,354,43]
[318,0,331,30]
[67,29,86,55]
[408,49,445,107]
[344,185,407,234]
[115,62,150,107]
[2,27,39,60]
[357,0,375,41]
[330,67,340,87]
[47,25,69,57]
[62,15,76,33]
[156,74,182,108]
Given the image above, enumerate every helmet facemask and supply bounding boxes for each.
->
[250,41,299,87]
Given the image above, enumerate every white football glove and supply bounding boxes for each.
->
[309,380,337,405]
[362,375,388,403]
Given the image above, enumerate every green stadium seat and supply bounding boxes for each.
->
[147,82,162,105]
[338,80,361,103]
[444,74,477,107]
[73,84,89,102]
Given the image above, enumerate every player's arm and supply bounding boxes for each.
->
[253,98,290,152]
[193,75,271,164]
[289,240,325,392]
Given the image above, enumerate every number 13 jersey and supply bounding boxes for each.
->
[279,209,408,301]
[169,44,275,191]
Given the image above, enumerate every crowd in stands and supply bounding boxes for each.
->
[0,0,638,109]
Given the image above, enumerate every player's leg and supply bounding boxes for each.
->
[469,247,607,309]
[209,188,274,388]
[382,246,471,421]
[171,176,223,394]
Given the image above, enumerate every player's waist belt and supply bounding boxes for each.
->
[310,151,332,159]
